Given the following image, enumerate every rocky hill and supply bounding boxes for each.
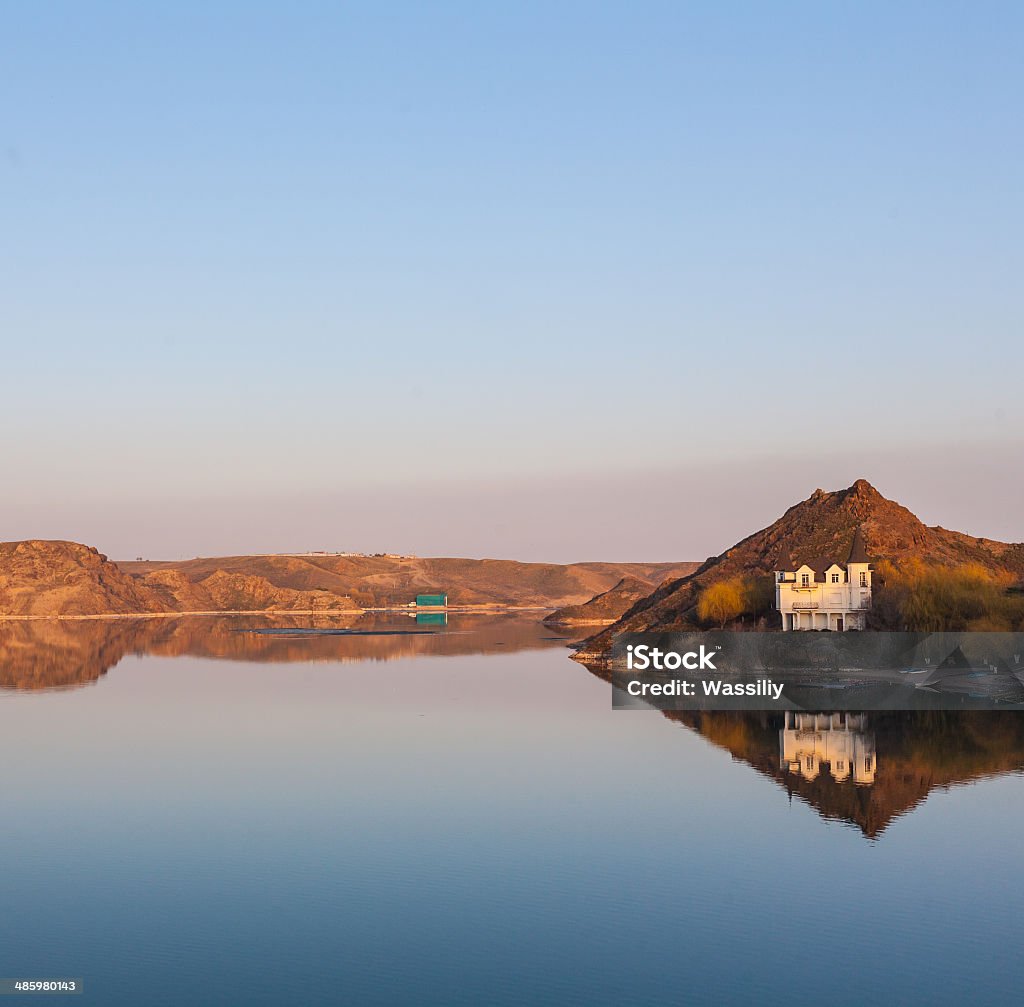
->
[0,541,166,617]
[544,572,697,626]
[574,479,1024,663]
[141,568,360,613]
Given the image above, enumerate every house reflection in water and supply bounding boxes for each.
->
[780,712,876,785]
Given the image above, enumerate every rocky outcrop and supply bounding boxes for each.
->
[173,570,359,612]
[0,541,166,617]
[544,575,673,626]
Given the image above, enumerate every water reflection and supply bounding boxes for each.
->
[0,613,575,692]
[780,711,876,785]
[5,618,1024,843]
[663,709,1024,838]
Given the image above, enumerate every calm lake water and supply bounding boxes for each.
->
[2,614,1023,1006]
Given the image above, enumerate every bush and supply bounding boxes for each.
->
[872,559,1022,631]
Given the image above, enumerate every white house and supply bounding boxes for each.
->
[775,528,871,631]
[779,711,876,785]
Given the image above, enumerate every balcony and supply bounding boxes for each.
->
[792,601,819,609]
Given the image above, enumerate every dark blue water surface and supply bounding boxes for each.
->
[1,616,1023,1005]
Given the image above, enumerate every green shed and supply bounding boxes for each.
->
[415,593,448,608]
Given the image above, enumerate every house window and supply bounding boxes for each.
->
[831,573,840,583]
[779,573,785,583]
[859,572,868,587]
[865,758,872,771]
[801,573,810,587]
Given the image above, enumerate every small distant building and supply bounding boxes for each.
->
[779,711,876,785]
[414,593,448,608]
[775,528,872,631]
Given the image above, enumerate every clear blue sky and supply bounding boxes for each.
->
[2,2,1021,560]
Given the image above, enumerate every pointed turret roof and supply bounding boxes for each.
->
[848,526,869,565]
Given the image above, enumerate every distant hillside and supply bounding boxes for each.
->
[141,568,360,613]
[120,554,697,612]
[575,479,1024,664]
[0,540,696,618]
[544,572,697,626]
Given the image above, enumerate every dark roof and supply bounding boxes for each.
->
[775,530,871,576]
[848,527,870,565]
[801,557,838,576]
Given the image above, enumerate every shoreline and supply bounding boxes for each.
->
[0,605,554,623]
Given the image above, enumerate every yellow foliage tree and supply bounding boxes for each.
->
[697,577,746,628]
[873,559,1019,631]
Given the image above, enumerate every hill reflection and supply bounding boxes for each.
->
[0,614,576,692]
[577,660,1024,837]
[664,708,1024,838]
[8,619,1024,842]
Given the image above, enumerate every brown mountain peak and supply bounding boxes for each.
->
[848,477,879,496]
[841,479,886,509]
